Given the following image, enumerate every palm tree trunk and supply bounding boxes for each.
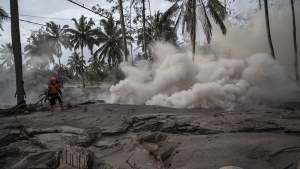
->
[58,51,62,79]
[142,0,147,59]
[77,73,79,87]
[81,42,85,88]
[291,0,299,83]
[192,0,196,62]
[118,0,128,62]
[10,0,25,105]
[264,0,275,59]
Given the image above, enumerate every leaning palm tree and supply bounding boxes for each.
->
[67,15,95,88]
[92,16,132,67]
[10,0,25,104]
[67,51,82,87]
[167,0,227,61]
[0,43,14,68]
[0,6,8,36]
[45,21,70,79]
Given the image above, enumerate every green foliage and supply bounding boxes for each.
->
[0,6,8,36]
[45,21,70,58]
[24,27,56,69]
[172,0,227,44]
[67,15,95,52]
[67,15,95,87]
[52,63,73,83]
[135,4,181,60]
[92,16,132,66]
[85,54,106,84]
[102,65,125,85]
[0,43,14,68]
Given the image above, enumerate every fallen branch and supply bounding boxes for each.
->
[125,152,136,169]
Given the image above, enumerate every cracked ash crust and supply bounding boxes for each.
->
[0,95,300,168]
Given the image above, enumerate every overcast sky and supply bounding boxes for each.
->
[0,0,173,65]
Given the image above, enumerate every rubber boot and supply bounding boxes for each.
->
[50,105,54,112]
[60,103,66,110]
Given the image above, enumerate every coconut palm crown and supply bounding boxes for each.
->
[67,15,95,87]
[92,16,132,67]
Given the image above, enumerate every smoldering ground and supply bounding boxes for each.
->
[110,4,300,110]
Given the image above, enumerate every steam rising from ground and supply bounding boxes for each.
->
[110,4,300,110]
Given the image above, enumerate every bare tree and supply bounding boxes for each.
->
[10,0,25,104]
[263,0,275,59]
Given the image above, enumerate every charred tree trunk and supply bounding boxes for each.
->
[10,0,25,105]
[118,0,128,62]
[192,0,196,62]
[264,0,275,59]
[142,0,147,59]
[291,0,299,83]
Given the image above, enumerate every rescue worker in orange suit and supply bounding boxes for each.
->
[48,77,65,111]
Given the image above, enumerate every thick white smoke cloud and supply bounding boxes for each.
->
[110,46,200,105]
[110,43,298,110]
[146,52,296,110]
[110,3,300,110]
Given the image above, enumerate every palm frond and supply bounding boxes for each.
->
[207,0,227,35]
[172,2,184,36]
[159,2,180,28]
[198,0,212,43]
[208,0,226,20]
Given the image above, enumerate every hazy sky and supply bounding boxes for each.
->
[0,0,173,65]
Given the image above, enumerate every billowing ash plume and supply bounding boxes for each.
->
[111,43,298,110]
[110,4,300,110]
